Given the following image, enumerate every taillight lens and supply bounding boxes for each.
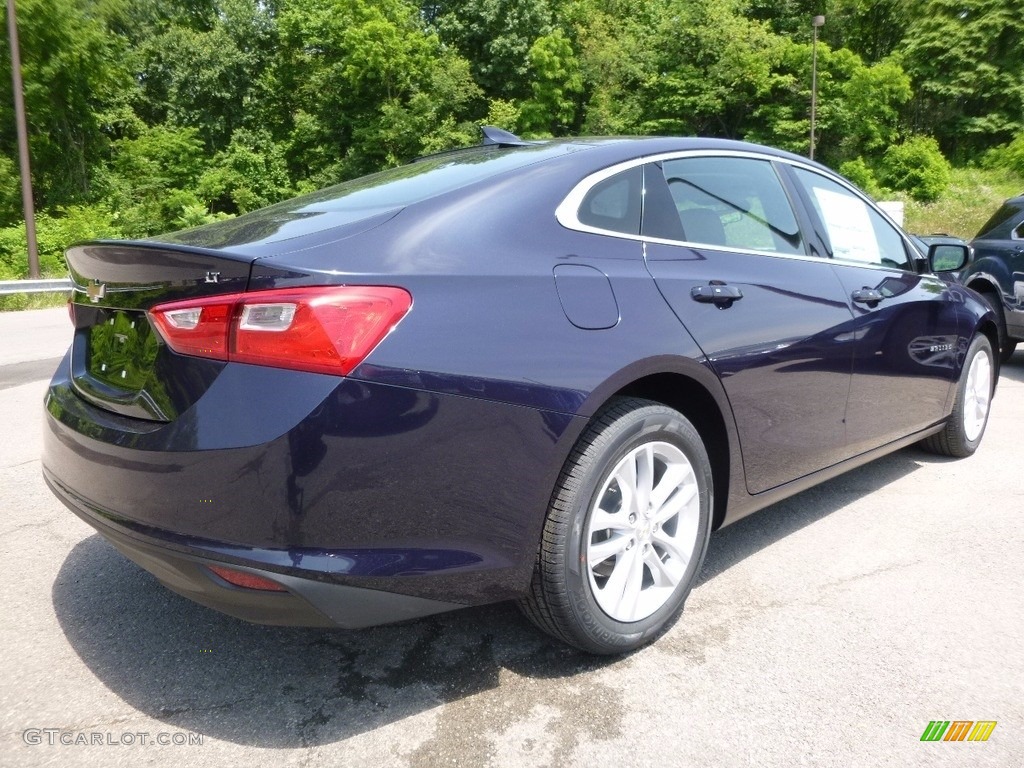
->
[150,296,234,360]
[148,286,412,376]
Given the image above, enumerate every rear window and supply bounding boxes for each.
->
[975,200,1024,239]
[161,142,590,248]
[264,144,586,214]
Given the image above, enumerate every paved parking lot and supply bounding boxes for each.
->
[1,308,1022,767]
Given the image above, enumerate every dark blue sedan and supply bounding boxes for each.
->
[43,132,999,654]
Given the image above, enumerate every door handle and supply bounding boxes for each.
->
[691,283,743,308]
[851,288,883,307]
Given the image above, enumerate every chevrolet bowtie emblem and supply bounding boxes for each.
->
[86,280,106,303]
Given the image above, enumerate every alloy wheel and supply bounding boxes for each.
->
[585,441,701,622]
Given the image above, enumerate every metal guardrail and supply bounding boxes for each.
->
[0,278,72,295]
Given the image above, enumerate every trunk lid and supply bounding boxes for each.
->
[66,242,255,422]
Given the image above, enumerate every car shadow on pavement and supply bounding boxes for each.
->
[998,351,1023,383]
[51,443,944,749]
[698,446,930,586]
[52,536,618,750]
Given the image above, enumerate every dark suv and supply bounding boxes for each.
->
[963,196,1024,361]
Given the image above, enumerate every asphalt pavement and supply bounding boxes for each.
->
[1,307,1021,767]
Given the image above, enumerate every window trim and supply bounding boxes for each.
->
[555,148,917,271]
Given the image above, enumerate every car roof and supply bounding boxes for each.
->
[542,135,821,165]
[146,136,834,255]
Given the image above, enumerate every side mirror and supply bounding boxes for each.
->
[929,243,969,273]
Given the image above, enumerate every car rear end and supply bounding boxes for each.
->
[45,239,476,626]
[42,141,611,629]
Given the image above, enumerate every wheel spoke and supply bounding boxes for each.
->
[589,505,632,535]
[674,505,700,550]
[588,533,632,567]
[613,461,640,516]
[973,392,987,420]
[634,445,655,515]
[651,481,697,526]
[616,547,647,620]
[649,463,690,511]
[652,528,692,570]
[644,547,683,588]
[600,544,637,611]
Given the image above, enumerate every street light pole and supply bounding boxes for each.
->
[6,0,39,279]
[810,14,825,161]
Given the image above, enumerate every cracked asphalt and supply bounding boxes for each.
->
[1,307,1022,767]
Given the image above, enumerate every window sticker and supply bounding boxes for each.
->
[812,186,880,264]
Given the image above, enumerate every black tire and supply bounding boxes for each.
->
[519,397,713,654]
[978,291,1016,364]
[922,334,994,457]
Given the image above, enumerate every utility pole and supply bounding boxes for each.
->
[810,15,825,161]
[6,0,39,278]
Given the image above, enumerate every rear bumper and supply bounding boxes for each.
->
[42,354,585,615]
[45,468,467,628]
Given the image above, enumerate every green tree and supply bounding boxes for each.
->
[838,156,882,196]
[520,29,583,135]
[879,135,951,202]
[902,0,1024,158]
[350,55,482,166]
[745,38,911,166]
[432,0,555,100]
[826,0,920,63]
[840,55,911,155]
[273,0,479,179]
[989,133,1024,178]
[0,155,22,224]
[104,124,211,234]
[0,0,133,213]
[197,128,291,213]
[642,0,784,138]
[130,0,277,150]
[0,205,124,280]
[568,0,661,135]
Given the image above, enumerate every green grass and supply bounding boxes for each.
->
[0,290,69,312]
[904,167,1023,239]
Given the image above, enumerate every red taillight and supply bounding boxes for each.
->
[207,565,287,592]
[148,286,412,375]
[149,295,234,360]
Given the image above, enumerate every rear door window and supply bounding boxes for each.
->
[644,156,804,255]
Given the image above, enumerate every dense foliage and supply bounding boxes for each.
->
[1,0,1022,278]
